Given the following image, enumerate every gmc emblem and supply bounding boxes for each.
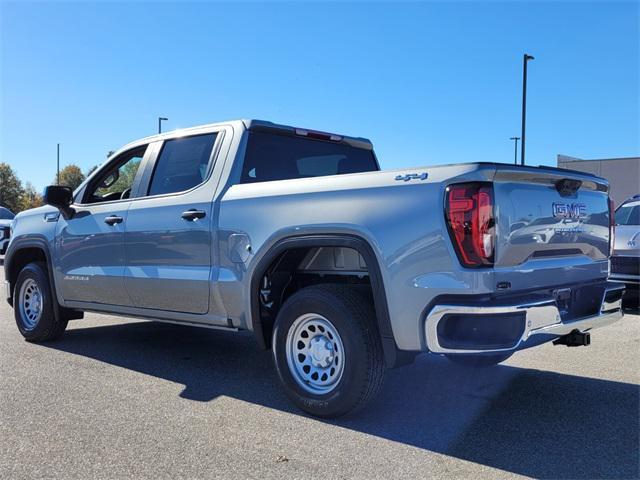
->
[552,202,587,219]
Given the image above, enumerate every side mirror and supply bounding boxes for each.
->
[43,185,74,218]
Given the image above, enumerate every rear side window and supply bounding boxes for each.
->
[241,131,378,183]
[148,133,218,196]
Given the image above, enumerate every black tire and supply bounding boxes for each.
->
[13,262,68,342]
[272,284,385,418]
[445,352,512,367]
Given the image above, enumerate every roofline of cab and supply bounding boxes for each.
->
[113,120,245,155]
[73,118,378,199]
[112,119,373,157]
[241,119,374,151]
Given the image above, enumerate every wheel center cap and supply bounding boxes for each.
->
[309,336,334,368]
[29,292,41,313]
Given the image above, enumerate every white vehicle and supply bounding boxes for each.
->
[611,195,640,305]
[0,206,14,255]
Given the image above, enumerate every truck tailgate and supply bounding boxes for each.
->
[492,166,610,269]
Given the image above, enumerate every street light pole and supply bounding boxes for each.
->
[56,143,60,185]
[158,117,168,134]
[520,53,534,165]
[509,136,520,165]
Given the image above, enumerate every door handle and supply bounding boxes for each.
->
[181,209,206,221]
[104,215,123,226]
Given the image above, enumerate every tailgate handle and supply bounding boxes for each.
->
[556,178,582,196]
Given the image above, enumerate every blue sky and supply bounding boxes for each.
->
[1,1,638,190]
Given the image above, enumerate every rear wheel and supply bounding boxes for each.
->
[445,352,512,367]
[14,262,68,342]
[272,284,385,418]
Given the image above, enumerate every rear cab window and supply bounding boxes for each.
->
[241,131,378,183]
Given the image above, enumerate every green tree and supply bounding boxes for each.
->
[56,164,85,191]
[97,158,141,196]
[19,182,43,211]
[0,162,24,213]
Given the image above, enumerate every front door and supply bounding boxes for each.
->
[56,145,147,306]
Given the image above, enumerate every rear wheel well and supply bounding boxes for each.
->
[256,245,373,349]
[250,235,409,368]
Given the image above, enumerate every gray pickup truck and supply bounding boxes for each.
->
[4,119,625,417]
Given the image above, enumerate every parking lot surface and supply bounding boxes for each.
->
[0,265,638,479]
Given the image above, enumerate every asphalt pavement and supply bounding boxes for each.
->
[0,264,638,479]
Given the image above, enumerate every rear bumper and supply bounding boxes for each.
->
[609,274,639,286]
[425,281,624,354]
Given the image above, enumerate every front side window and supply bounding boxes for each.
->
[241,131,378,183]
[148,133,218,196]
[85,146,147,203]
[616,201,640,226]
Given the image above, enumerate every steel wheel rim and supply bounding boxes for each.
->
[19,278,43,330]
[285,313,345,394]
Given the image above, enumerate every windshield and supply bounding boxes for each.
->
[0,207,15,220]
[615,201,640,226]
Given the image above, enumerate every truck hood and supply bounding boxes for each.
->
[14,204,57,220]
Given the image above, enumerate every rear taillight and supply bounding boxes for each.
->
[608,197,615,256]
[445,182,495,268]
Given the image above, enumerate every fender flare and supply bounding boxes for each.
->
[5,237,62,317]
[249,234,412,368]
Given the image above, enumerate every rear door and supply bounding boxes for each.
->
[123,131,223,315]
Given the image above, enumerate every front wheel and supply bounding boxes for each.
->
[14,262,68,342]
[272,285,385,418]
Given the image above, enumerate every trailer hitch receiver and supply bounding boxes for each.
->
[553,329,591,347]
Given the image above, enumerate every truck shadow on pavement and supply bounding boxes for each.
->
[44,320,638,480]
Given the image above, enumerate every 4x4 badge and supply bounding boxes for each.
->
[395,172,428,182]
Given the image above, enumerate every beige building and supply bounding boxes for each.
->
[557,155,640,206]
